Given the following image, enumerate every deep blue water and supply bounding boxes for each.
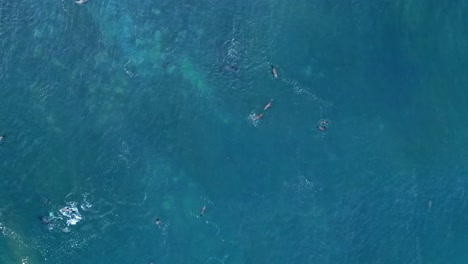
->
[1,0,467,263]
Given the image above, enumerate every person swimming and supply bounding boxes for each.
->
[199,205,206,217]
[317,125,327,131]
[317,119,329,131]
[229,65,239,71]
[60,206,78,215]
[264,99,273,110]
[254,113,263,121]
[75,0,88,4]
[155,217,161,228]
[271,65,278,79]
[0,135,5,143]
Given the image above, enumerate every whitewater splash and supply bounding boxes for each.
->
[42,195,92,233]
[59,202,82,227]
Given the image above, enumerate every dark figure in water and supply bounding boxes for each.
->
[162,61,170,68]
[229,65,239,71]
[38,215,50,225]
[221,64,240,76]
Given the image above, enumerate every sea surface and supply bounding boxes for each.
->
[1,0,467,263]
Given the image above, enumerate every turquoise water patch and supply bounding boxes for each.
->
[179,57,211,96]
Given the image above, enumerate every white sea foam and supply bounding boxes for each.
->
[80,193,93,211]
[59,202,82,226]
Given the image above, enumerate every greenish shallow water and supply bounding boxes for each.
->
[0,0,467,263]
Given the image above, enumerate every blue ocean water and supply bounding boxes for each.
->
[1,0,467,263]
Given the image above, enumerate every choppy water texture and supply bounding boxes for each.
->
[1,0,467,263]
